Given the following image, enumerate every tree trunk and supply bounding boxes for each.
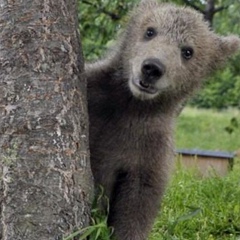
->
[204,0,215,27]
[0,0,93,239]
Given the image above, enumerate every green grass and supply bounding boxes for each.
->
[63,186,113,240]
[150,161,240,240]
[175,107,240,151]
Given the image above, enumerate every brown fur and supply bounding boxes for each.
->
[85,0,240,239]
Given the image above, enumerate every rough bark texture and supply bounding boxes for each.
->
[0,0,93,239]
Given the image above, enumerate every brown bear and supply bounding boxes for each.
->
[85,0,240,239]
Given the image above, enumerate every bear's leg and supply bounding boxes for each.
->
[108,169,163,240]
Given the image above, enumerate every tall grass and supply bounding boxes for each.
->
[150,160,240,240]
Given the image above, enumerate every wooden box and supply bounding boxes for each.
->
[176,149,234,177]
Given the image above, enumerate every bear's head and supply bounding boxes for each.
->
[121,0,240,100]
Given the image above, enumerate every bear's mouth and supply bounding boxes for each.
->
[132,78,158,94]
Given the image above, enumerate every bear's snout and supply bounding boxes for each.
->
[141,58,166,84]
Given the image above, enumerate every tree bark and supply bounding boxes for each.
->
[0,0,93,239]
[204,0,215,26]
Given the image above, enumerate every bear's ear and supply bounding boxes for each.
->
[218,35,240,57]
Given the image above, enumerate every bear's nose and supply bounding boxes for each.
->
[141,58,166,83]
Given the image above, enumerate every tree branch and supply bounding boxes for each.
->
[214,5,229,14]
[82,0,121,20]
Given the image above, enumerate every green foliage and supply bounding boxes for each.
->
[225,117,239,135]
[190,58,240,109]
[78,0,137,60]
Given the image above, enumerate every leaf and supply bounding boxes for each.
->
[225,126,233,134]
[170,206,202,234]
[231,117,239,128]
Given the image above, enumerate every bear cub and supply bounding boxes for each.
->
[85,0,240,239]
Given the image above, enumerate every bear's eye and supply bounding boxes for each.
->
[181,47,194,60]
[144,27,156,39]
